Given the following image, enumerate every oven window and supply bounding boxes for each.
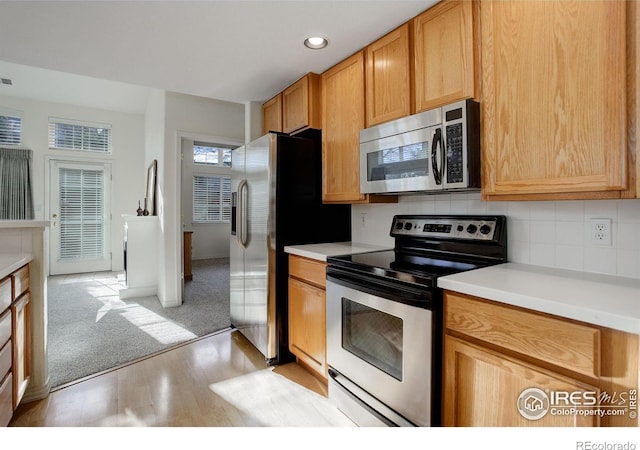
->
[341,298,403,381]
[366,141,429,181]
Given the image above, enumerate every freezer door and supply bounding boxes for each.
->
[230,145,246,331]
[242,134,276,359]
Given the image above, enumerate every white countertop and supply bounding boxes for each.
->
[0,220,50,229]
[0,253,32,280]
[438,262,640,335]
[284,242,391,262]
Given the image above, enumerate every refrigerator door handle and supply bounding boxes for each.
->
[237,179,248,249]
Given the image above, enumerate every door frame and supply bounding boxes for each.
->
[176,131,242,301]
[46,155,114,276]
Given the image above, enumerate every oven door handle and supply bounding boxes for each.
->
[326,266,435,310]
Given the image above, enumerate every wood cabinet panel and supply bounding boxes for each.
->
[289,255,326,289]
[262,93,282,135]
[282,73,321,134]
[0,342,11,383]
[0,373,12,427]
[413,0,478,112]
[12,293,30,409]
[445,292,601,379]
[183,231,193,281]
[0,278,10,313]
[12,265,29,300]
[322,52,367,203]
[0,310,10,351]
[481,0,627,199]
[288,277,326,380]
[443,335,599,427]
[365,24,412,126]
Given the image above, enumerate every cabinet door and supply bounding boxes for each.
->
[481,0,627,199]
[282,73,321,134]
[413,0,478,112]
[443,335,599,427]
[366,24,411,126]
[262,93,282,135]
[11,293,30,409]
[321,52,367,203]
[288,278,326,379]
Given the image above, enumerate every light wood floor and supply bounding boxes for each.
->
[9,329,355,427]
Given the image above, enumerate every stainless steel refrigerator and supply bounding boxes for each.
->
[230,131,351,364]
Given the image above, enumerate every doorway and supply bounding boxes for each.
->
[49,159,112,275]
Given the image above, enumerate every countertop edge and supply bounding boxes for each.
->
[0,220,50,229]
[0,253,33,280]
[438,264,640,335]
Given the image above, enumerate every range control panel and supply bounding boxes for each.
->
[390,215,501,241]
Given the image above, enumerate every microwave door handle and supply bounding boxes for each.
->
[431,128,443,185]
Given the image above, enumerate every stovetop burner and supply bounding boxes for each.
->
[327,215,508,289]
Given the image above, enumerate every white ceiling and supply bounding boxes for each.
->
[0,0,438,114]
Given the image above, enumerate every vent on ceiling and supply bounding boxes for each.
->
[1,78,13,86]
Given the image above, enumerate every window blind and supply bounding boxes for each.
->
[0,113,22,146]
[49,117,112,152]
[58,167,105,260]
[193,175,231,223]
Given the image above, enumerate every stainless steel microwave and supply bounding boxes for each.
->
[359,99,480,195]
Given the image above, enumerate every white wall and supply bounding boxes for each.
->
[0,94,145,272]
[154,91,244,307]
[352,192,640,279]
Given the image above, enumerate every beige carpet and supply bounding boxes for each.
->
[47,258,230,388]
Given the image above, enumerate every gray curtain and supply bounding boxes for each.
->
[0,148,34,220]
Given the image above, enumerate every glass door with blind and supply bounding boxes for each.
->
[49,160,112,275]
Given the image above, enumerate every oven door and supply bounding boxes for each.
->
[326,272,435,427]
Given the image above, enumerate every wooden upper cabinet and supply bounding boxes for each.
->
[365,24,412,127]
[413,0,478,112]
[282,73,321,134]
[321,52,397,204]
[481,0,628,200]
[321,52,367,203]
[262,93,282,135]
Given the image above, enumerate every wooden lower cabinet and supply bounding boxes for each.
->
[11,293,30,409]
[443,336,599,426]
[443,290,639,427]
[288,255,327,382]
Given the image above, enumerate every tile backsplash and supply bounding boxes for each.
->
[352,192,640,279]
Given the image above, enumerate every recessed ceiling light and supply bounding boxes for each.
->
[304,37,328,50]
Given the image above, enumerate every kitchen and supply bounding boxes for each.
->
[0,0,639,446]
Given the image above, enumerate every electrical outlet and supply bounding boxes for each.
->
[590,218,612,246]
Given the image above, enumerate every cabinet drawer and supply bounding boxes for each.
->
[12,265,29,300]
[445,292,601,378]
[0,341,10,381]
[0,309,10,349]
[0,372,12,427]
[0,278,10,313]
[289,255,327,289]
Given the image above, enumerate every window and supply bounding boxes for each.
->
[193,175,231,223]
[48,117,112,152]
[0,108,22,146]
[193,141,232,167]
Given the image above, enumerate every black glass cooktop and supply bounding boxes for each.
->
[327,250,485,288]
